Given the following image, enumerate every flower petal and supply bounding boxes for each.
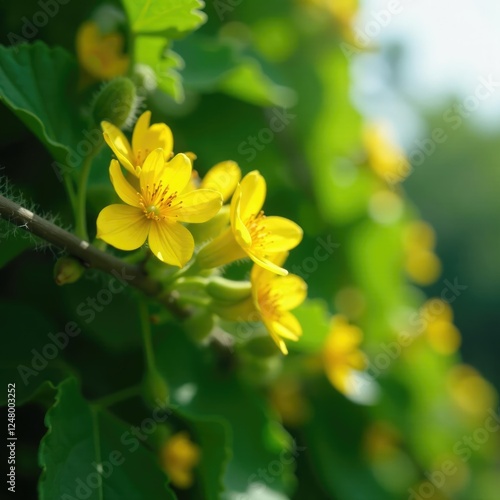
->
[161,153,192,194]
[132,111,174,164]
[238,171,266,220]
[170,189,222,223]
[261,216,303,251]
[102,121,136,175]
[131,111,151,154]
[96,205,149,250]
[269,312,302,340]
[109,160,140,207]
[248,252,288,276]
[148,221,194,267]
[201,161,241,203]
[271,275,308,311]
[231,190,252,247]
[139,148,167,194]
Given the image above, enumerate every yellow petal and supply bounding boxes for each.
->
[132,111,174,164]
[260,216,303,251]
[238,171,266,220]
[109,160,140,207]
[269,312,302,340]
[96,205,149,250]
[139,148,166,193]
[131,111,151,154]
[171,189,222,223]
[102,121,135,175]
[232,193,252,247]
[251,252,289,285]
[148,221,194,267]
[249,253,289,276]
[201,161,241,203]
[270,275,308,311]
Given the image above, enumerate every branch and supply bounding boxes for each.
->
[0,194,188,318]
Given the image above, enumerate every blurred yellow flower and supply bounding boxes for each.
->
[197,171,303,275]
[76,21,129,81]
[421,299,461,355]
[102,110,174,177]
[323,315,366,394]
[447,365,497,417]
[403,221,442,286]
[363,123,410,184]
[159,432,200,489]
[269,377,311,427]
[96,150,222,266]
[250,256,307,354]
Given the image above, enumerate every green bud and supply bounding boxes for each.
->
[142,369,170,410]
[53,256,85,286]
[206,276,252,303]
[91,77,138,128]
[190,205,230,244]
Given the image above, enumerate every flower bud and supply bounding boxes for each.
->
[206,276,252,303]
[142,369,170,409]
[91,77,139,129]
[53,256,85,286]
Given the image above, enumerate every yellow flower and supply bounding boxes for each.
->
[323,316,366,394]
[159,432,200,489]
[96,150,222,266]
[197,171,303,276]
[76,21,129,81]
[250,257,307,354]
[101,110,174,177]
[420,299,461,355]
[403,221,441,285]
[363,123,410,184]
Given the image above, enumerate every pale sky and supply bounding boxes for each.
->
[353,0,500,142]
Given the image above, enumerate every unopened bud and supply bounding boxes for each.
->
[54,256,85,286]
[143,369,170,409]
[206,276,252,303]
[184,310,215,342]
[91,77,139,128]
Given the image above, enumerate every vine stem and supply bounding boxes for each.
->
[0,193,188,318]
[139,299,156,373]
[75,146,101,240]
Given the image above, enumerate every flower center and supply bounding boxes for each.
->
[245,211,270,248]
[258,284,281,318]
[139,180,180,221]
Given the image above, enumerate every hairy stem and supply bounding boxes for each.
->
[0,193,188,318]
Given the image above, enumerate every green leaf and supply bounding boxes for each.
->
[1,302,69,406]
[0,42,84,167]
[122,0,206,35]
[155,326,296,499]
[219,59,296,108]
[135,36,185,101]
[39,378,176,499]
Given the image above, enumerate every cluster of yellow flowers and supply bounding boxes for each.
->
[96,111,307,354]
